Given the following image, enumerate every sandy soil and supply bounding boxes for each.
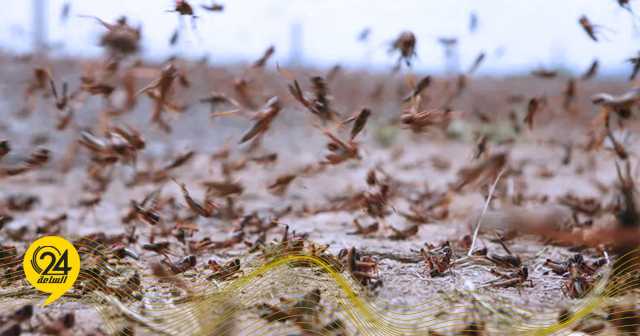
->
[0,54,638,335]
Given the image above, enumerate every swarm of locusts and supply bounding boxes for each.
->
[2,1,640,335]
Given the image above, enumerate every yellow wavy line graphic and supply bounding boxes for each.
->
[2,240,639,335]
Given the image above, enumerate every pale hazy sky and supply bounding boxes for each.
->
[1,0,639,75]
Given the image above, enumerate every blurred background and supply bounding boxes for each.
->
[1,0,640,76]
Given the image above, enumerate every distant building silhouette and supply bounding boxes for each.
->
[439,38,460,75]
[33,0,47,52]
[288,22,303,66]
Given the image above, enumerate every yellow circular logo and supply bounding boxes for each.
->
[23,236,80,306]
